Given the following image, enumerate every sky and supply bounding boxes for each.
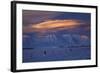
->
[22,10,91,49]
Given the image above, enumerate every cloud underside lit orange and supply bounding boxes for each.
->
[23,19,85,33]
[32,20,83,32]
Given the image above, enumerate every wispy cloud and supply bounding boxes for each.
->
[23,10,64,26]
[23,19,85,33]
[80,35,89,40]
[23,35,30,38]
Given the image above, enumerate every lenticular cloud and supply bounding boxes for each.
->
[23,19,84,33]
[32,19,83,32]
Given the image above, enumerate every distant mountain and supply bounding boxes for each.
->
[23,32,90,49]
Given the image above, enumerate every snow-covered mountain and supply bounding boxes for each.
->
[23,32,90,49]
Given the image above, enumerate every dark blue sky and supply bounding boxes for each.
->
[23,10,91,26]
[22,10,91,48]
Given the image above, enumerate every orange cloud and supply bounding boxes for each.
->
[32,19,83,32]
[23,19,85,34]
